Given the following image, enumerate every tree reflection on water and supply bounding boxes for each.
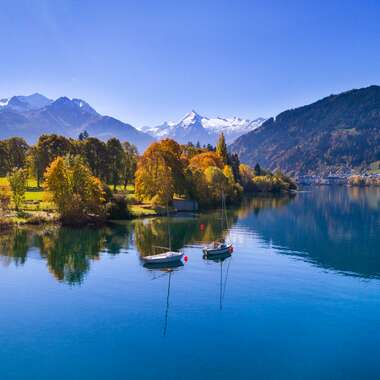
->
[0,193,294,284]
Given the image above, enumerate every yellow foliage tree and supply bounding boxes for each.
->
[204,166,229,202]
[44,156,105,224]
[239,163,255,191]
[8,168,28,211]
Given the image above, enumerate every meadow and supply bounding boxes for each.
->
[0,177,156,219]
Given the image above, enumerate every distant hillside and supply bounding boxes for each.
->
[231,86,380,175]
[141,110,265,145]
[0,94,154,152]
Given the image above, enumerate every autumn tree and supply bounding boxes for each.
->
[239,164,255,191]
[204,166,229,202]
[8,168,28,211]
[106,138,125,190]
[0,185,11,216]
[135,139,185,205]
[216,133,228,164]
[44,156,105,224]
[189,151,223,171]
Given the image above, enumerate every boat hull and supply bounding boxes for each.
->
[142,251,184,264]
[203,244,233,256]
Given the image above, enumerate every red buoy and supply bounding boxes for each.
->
[184,255,188,262]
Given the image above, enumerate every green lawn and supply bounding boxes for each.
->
[129,204,158,217]
[368,161,380,174]
[0,177,155,216]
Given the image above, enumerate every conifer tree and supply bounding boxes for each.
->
[216,133,228,164]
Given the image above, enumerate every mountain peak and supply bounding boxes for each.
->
[3,93,52,112]
[72,98,98,115]
[180,110,203,125]
[143,112,266,145]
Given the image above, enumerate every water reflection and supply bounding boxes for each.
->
[133,212,239,257]
[242,187,380,278]
[143,262,184,336]
[0,187,379,283]
[0,224,131,285]
[203,252,232,310]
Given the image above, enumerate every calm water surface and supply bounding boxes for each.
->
[1,187,380,379]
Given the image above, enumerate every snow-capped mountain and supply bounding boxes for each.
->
[141,110,266,145]
[0,94,153,152]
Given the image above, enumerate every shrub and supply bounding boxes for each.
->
[0,186,11,215]
[106,194,130,219]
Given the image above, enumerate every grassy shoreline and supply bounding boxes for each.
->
[0,175,297,230]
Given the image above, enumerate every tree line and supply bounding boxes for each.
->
[0,134,137,189]
[134,133,296,207]
[0,132,296,225]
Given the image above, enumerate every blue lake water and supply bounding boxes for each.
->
[1,187,379,379]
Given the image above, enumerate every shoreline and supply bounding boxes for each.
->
[0,191,297,231]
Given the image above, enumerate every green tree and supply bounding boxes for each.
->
[106,138,125,190]
[80,137,109,181]
[254,163,261,176]
[216,133,228,164]
[8,168,28,211]
[31,135,74,187]
[0,140,8,176]
[78,130,89,141]
[122,142,138,190]
[228,153,241,182]
[5,137,29,172]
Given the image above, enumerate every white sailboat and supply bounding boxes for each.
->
[141,249,184,264]
[142,205,184,264]
[203,190,233,256]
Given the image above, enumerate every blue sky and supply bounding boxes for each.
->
[1,0,380,127]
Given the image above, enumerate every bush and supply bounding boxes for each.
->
[0,186,11,215]
[106,194,130,219]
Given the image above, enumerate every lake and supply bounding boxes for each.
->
[1,187,379,380]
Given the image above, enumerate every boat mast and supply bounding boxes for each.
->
[167,202,171,251]
[163,270,172,336]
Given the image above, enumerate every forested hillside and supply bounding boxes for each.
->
[231,86,380,175]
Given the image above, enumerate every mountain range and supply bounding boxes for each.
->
[2,86,379,175]
[0,94,264,151]
[231,85,380,176]
[141,111,266,145]
[0,94,154,152]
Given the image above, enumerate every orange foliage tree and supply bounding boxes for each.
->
[188,151,223,171]
[135,139,187,205]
